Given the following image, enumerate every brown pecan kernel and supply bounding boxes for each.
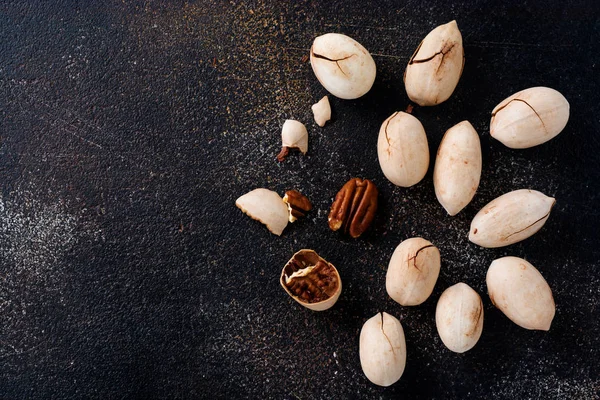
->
[283,190,313,222]
[328,178,378,238]
[280,249,341,311]
[276,146,290,162]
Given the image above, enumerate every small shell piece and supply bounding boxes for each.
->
[433,120,482,216]
[469,189,555,248]
[486,256,555,331]
[435,283,484,353]
[311,96,331,127]
[280,249,342,311]
[377,111,429,187]
[235,188,289,235]
[490,87,570,149]
[310,33,376,99]
[359,312,406,387]
[281,120,308,154]
[404,20,464,106]
[386,237,441,306]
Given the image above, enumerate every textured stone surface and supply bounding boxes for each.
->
[1,0,599,398]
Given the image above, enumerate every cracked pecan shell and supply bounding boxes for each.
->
[328,178,378,238]
[404,20,464,106]
[280,249,342,311]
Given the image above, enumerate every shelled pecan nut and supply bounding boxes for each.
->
[328,178,378,238]
[283,190,313,222]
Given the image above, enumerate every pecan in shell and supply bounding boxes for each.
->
[328,178,378,238]
[280,249,342,311]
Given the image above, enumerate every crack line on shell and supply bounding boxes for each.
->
[491,99,549,135]
[502,207,553,241]
[380,313,396,355]
[407,244,435,272]
[311,51,356,77]
[409,43,456,65]
[384,111,400,154]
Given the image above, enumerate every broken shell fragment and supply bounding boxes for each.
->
[311,96,331,127]
[283,190,313,222]
[280,249,342,311]
[433,120,482,216]
[235,188,289,235]
[359,312,406,387]
[310,33,376,99]
[469,189,555,248]
[490,86,570,149]
[404,20,464,106]
[278,120,308,161]
[486,256,555,330]
[377,111,429,187]
[386,237,441,306]
[435,283,484,353]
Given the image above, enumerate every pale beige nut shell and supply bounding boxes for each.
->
[377,111,429,187]
[235,188,289,236]
[280,249,342,311]
[311,96,331,127]
[433,120,482,216]
[486,256,555,330]
[386,237,441,306]
[490,86,570,149]
[310,33,376,100]
[281,120,308,154]
[469,189,555,248]
[404,20,464,106]
[359,312,406,387]
[435,283,484,353]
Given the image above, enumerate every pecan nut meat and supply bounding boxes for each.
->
[283,190,313,222]
[328,178,378,238]
[280,249,342,311]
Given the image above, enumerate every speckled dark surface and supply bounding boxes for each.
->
[1,0,599,399]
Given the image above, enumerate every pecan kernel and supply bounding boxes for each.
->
[283,190,313,223]
[328,178,378,238]
[280,249,342,311]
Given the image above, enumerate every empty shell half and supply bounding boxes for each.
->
[235,188,289,235]
[280,249,342,311]
[281,119,308,154]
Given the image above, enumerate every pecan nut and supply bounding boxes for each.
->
[328,178,378,238]
[283,190,313,222]
[280,249,342,311]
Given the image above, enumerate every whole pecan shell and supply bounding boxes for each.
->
[328,178,378,238]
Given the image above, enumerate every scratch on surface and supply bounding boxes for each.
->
[469,41,574,48]
[371,53,405,59]
[7,79,105,149]
[323,23,401,31]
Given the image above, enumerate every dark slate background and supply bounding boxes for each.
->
[1,0,599,398]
